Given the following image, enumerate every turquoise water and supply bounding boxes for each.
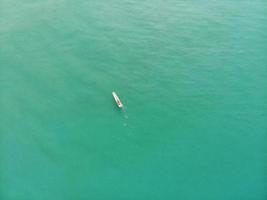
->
[1,0,267,199]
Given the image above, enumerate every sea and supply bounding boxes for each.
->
[0,0,266,199]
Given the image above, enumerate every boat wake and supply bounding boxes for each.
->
[121,107,134,136]
[122,107,128,127]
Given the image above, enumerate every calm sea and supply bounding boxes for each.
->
[1,0,266,199]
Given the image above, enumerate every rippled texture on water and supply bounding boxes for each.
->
[1,0,267,199]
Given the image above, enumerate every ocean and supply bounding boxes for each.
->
[0,0,266,199]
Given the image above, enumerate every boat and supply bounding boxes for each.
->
[112,91,123,108]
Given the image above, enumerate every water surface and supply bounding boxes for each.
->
[0,0,267,199]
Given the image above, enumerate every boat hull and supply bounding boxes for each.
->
[112,92,123,108]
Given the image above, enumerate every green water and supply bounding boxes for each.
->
[1,0,267,199]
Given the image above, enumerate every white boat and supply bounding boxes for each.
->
[112,91,123,108]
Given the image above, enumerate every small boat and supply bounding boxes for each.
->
[112,91,123,108]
